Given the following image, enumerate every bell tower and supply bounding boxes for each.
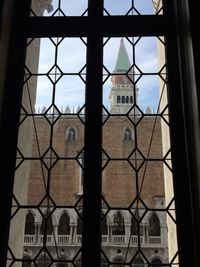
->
[109,38,136,114]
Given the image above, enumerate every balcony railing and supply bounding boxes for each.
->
[112,235,125,244]
[24,234,163,247]
[76,235,82,244]
[148,236,162,244]
[57,235,70,244]
[130,235,144,245]
[24,235,36,244]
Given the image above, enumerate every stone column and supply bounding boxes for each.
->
[69,224,74,244]
[108,223,113,243]
[53,224,58,244]
[125,223,131,244]
[73,224,77,244]
[35,223,40,244]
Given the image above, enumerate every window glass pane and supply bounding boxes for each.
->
[102,37,178,267]
[7,37,86,266]
[30,0,88,16]
[5,5,180,267]
[104,0,163,15]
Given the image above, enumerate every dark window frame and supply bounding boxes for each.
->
[0,1,200,267]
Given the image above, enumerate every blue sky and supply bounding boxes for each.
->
[32,1,164,113]
[42,0,156,16]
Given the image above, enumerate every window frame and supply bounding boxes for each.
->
[0,0,200,267]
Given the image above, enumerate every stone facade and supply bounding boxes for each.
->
[23,112,168,265]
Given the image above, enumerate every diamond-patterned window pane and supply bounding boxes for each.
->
[30,0,88,17]
[102,36,178,266]
[104,0,163,16]
[8,36,86,266]
[5,3,181,266]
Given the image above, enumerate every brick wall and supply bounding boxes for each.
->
[28,115,164,209]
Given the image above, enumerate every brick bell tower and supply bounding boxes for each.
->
[109,38,137,114]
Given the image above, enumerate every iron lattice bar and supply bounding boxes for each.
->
[0,1,31,265]
[26,15,170,38]
[82,2,104,267]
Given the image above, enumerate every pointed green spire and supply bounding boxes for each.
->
[114,38,131,72]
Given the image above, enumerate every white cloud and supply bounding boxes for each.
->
[44,0,88,16]
[33,13,163,113]
[104,0,154,15]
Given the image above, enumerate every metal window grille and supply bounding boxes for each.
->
[0,1,200,267]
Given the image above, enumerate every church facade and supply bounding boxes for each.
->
[22,39,168,266]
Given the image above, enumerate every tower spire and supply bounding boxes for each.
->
[114,38,131,72]
[109,39,136,114]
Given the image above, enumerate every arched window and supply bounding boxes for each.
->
[148,213,160,236]
[124,127,132,140]
[67,127,76,141]
[58,213,70,235]
[131,212,143,236]
[101,214,108,235]
[130,96,133,103]
[22,256,32,267]
[122,96,125,103]
[131,217,137,235]
[117,95,120,103]
[40,215,53,235]
[126,96,129,103]
[112,212,125,235]
[132,257,145,267]
[151,258,162,267]
[24,212,35,235]
[77,215,82,235]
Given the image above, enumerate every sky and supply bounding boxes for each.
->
[32,0,164,113]
[41,0,156,16]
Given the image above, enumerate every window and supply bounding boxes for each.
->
[58,213,70,235]
[0,1,200,267]
[77,214,82,235]
[148,213,160,236]
[123,127,132,140]
[117,96,120,103]
[66,127,76,141]
[131,211,143,236]
[24,212,35,235]
[131,217,137,235]
[101,214,108,235]
[40,214,53,235]
[112,212,125,235]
